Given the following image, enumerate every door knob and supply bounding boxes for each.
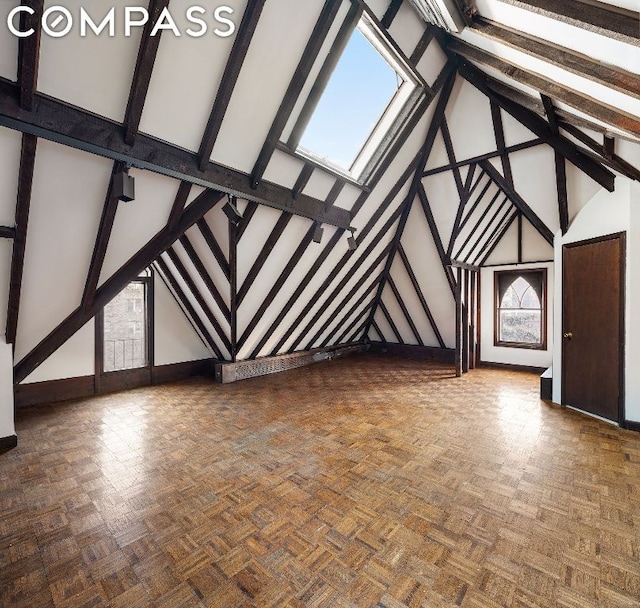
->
[563,332,573,340]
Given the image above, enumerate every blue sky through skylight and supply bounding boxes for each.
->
[298,28,400,170]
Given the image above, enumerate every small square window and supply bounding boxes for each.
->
[494,269,547,350]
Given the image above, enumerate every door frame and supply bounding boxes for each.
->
[561,231,626,425]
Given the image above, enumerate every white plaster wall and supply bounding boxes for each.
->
[480,261,554,368]
[154,275,211,366]
[22,321,95,384]
[0,338,14,439]
[628,182,640,422]
[551,179,634,420]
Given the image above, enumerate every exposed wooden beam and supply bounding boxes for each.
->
[387,275,424,346]
[178,235,230,321]
[447,163,478,258]
[559,121,640,182]
[490,101,513,186]
[449,260,480,272]
[508,0,639,43]
[410,27,435,65]
[155,257,222,360]
[14,190,225,383]
[17,0,43,111]
[417,184,456,297]
[440,117,464,197]
[541,95,569,234]
[397,244,445,349]
[197,219,230,281]
[166,247,232,354]
[481,160,555,245]
[453,190,504,260]
[229,220,238,362]
[123,0,170,145]
[462,197,510,263]
[6,133,37,346]
[81,161,126,311]
[471,17,640,101]
[371,319,385,343]
[604,135,615,160]
[237,224,315,351]
[0,227,16,240]
[236,212,292,307]
[423,139,543,177]
[449,38,640,140]
[166,182,192,231]
[250,0,342,188]
[198,0,267,170]
[517,212,523,263]
[457,173,493,234]
[366,68,457,336]
[479,211,518,266]
[381,0,404,28]
[379,300,403,344]
[457,61,616,191]
[0,78,351,229]
[292,164,315,200]
[324,179,346,211]
[333,305,372,347]
[236,201,259,242]
[455,267,462,377]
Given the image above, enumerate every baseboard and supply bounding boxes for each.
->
[15,375,95,408]
[216,343,367,383]
[15,359,216,407]
[152,359,215,384]
[0,435,18,451]
[479,360,547,374]
[369,342,455,363]
[624,420,640,432]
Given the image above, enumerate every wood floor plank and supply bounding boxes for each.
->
[3,355,640,607]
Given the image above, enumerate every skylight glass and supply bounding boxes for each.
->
[298,26,403,173]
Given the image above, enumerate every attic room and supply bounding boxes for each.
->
[1,0,639,606]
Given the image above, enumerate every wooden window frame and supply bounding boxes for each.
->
[494,268,547,350]
[95,272,155,394]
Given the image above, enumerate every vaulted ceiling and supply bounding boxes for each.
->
[0,0,638,380]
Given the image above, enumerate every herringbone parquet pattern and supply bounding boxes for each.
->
[2,354,640,607]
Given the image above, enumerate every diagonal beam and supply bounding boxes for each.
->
[387,275,424,346]
[479,211,518,266]
[81,161,126,311]
[480,160,554,244]
[453,189,503,260]
[461,197,510,263]
[449,38,640,140]
[155,257,222,360]
[17,0,43,111]
[198,0,267,170]
[14,189,225,383]
[447,163,478,257]
[490,101,513,186]
[397,244,445,348]
[6,133,37,346]
[0,78,351,229]
[123,0,170,145]
[236,201,259,242]
[197,219,230,281]
[456,61,616,191]
[237,212,292,307]
[379,300,403,344]
[381,0,404,28]
[166,181,192,231]
[0,227,16,239]
[250,0,342,188]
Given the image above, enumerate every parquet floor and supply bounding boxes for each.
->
[2,354,640,608]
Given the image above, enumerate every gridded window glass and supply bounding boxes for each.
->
[495,270,546,349]
[103,282,147,372]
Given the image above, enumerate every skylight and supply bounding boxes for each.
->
[293,14,422,183]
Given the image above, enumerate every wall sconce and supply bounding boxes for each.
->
[222,194,243,226]
[113,168,135,202]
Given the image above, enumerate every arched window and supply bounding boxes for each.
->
[495,269,546,349]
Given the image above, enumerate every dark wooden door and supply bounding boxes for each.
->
[562,233,625,422]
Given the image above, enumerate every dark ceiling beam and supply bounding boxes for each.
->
[198,0,267,171]
[559,121,640,182]
[507,0,639,43]
[196,219,230,281]
[457,61,616,191]
[480,160,554,244]
[461,197,510,263]
[250,0,343,188]
[478,211,518,266]
[0,78,351,229]
[123,0,170,145]
[166,181,192,231]
[236,201,259,242]
[6,133,37,346]
[410,27,435,65]
[448,38,640,140]
[468,203,513,265]
[387,274,424,347]
[14,189,225,383]
[453,189,504,260]
[81,161,126,311]
[541,95,569,234]
[423,139,543,177]
[471,17,640,101]
[489,101,513,186]
[447,164,478,258]
[17,0,43,111]
[0,227,16,239]
[381,0,404,28]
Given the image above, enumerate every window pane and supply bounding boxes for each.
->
[103,282,147,372]
[298,27,400,170]
[499,310,541,344]
[501,285,520,308]
[520,285,541,308]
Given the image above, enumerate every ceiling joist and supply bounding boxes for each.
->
[0,79,350,229]
[17,0,43,112]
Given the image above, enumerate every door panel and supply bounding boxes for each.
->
[562,234,624,422]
